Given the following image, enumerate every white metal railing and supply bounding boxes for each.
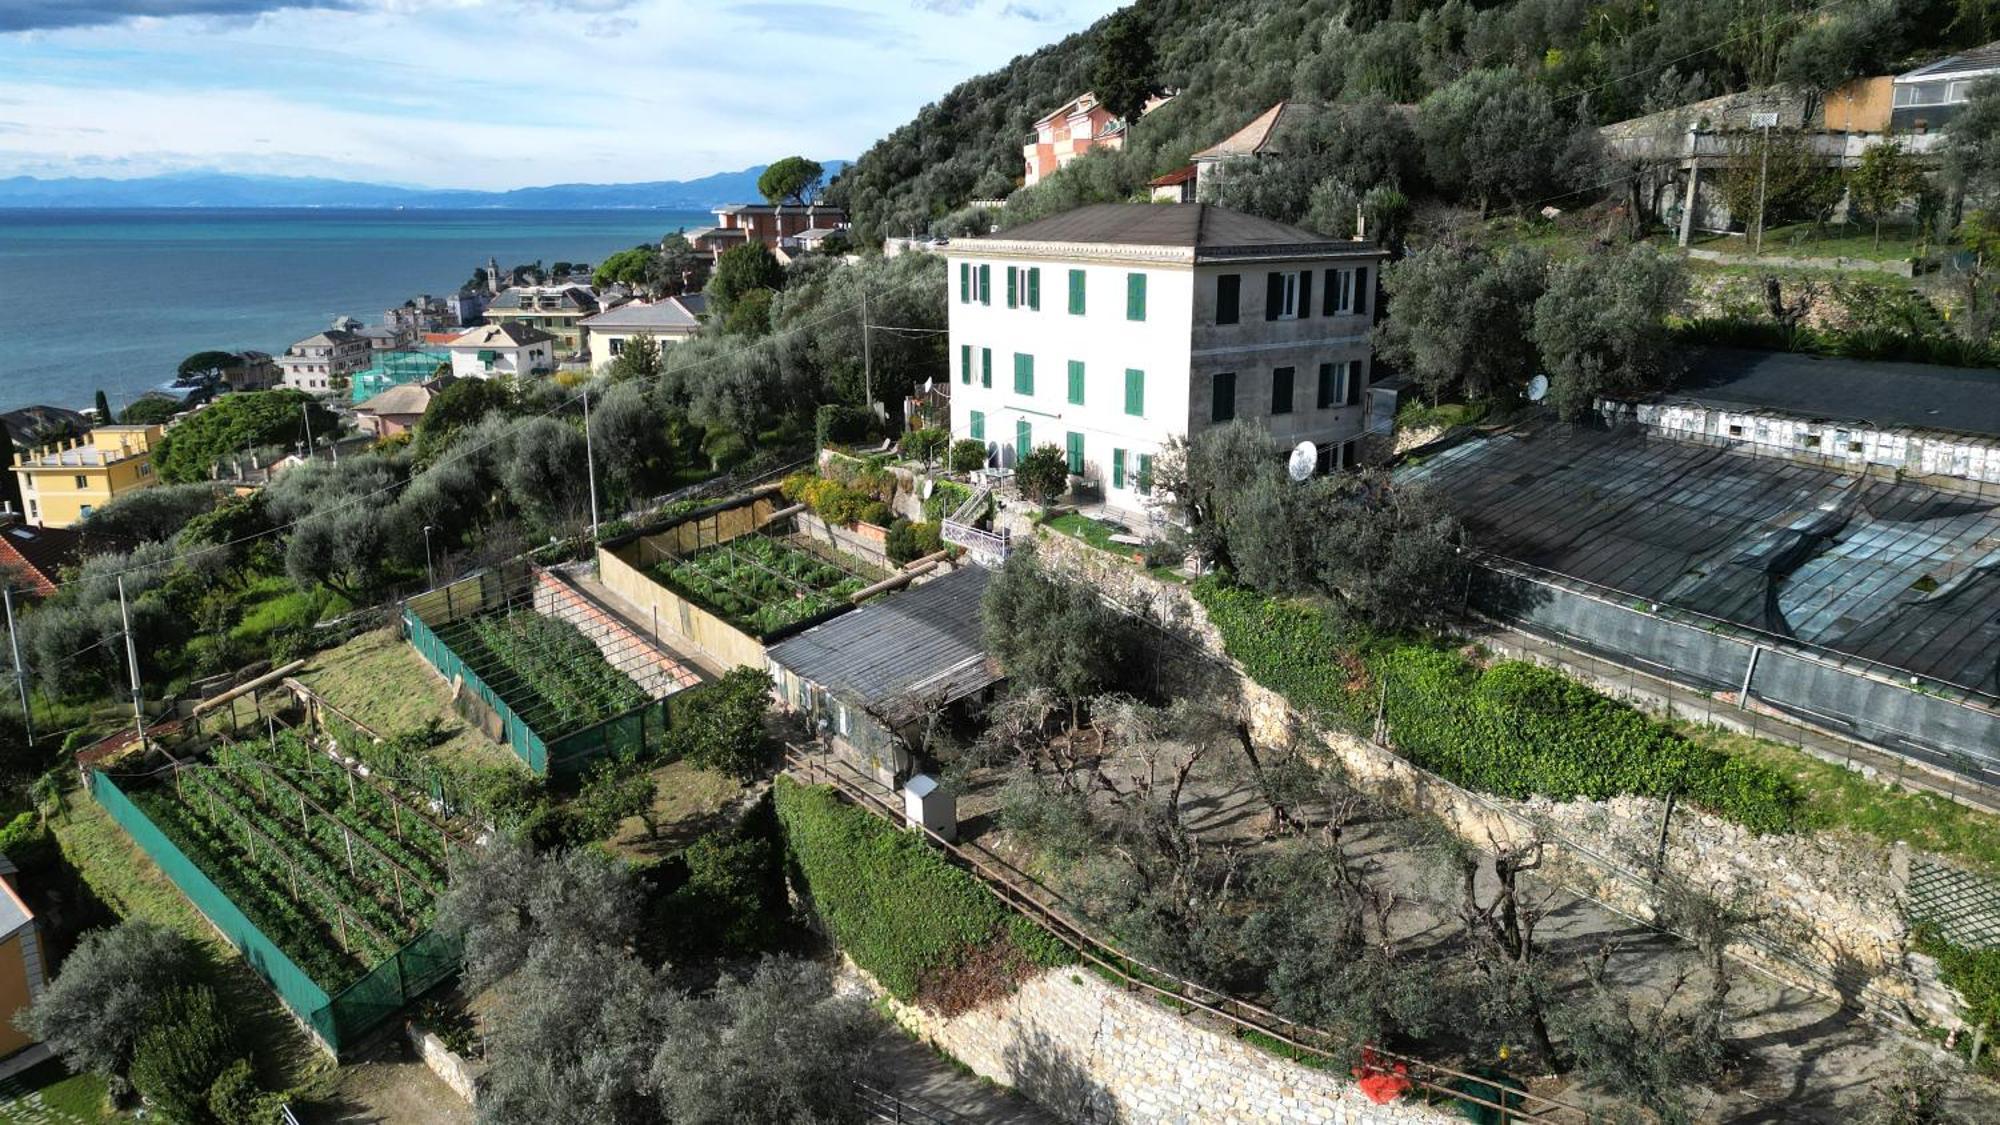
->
[941,519,1010,563]
[948,484,990,525]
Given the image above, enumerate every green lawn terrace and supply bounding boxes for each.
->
[403,562,700,776]
[87,722,476,1055]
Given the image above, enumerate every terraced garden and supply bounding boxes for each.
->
[129,728,467,992]
[651,534,867,637]
[429,610,650,738]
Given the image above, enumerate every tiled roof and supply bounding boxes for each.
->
[0,522,129,597]
[1192,101,1321,161]
[1147,164,1197,187]
[581,300,702,331]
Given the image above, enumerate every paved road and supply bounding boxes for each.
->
[861,1017,1059,1125]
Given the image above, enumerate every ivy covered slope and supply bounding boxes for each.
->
[830,0,1979,242]
[772,778,1068,1008]
[1192,579,1802,834]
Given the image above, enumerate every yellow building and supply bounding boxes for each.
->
[11,424,164,528]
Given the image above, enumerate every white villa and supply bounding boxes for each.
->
[943,203,1386,517]
[445,322,556,380]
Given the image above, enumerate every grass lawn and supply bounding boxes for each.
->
[0,1059,114,1124]
[1694,726,2000,875]
[1044,512,1143,555]
[604,759,747,861]
[1688,221,1942,263]
[47,792,330,1099]
[1396,400,1492,432]
[302,628,520,772]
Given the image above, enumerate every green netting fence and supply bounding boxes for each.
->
[405,606,553,772]
[89,770,458,1056]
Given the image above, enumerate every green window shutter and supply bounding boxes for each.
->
[1317,362,1335,408]
[1112,448,1126,489]
[1271,366,1295,415]
[1212,371,1236,422]
[1138,453,1154,494]
[1065,431,1083,474]
[1068,269,1086,315]
[1006,266,1018,309]
[1067,360,1085,405]
[979,264,992,306]
[1124,368,1145,417]
[959,262,970,303]
[970,410,985,440]
[1028,268,1041,310]
[961,344,972,385]
[1016,419,1032,458]
[981,348,992,387]
[1126,273,1146,321]
[1014,353,1034,395]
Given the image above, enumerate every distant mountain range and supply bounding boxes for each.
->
[0,162,849,210]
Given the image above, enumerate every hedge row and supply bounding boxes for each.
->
[1192,579,1803,834]
[772,777,1068,1003]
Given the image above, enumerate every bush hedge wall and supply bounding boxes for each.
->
[1192,579,1802,834]
[772,777,1068,1003]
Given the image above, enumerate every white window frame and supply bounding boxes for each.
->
[1277,271,1301,320]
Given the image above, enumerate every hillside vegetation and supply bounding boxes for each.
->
[831,0,1990,241]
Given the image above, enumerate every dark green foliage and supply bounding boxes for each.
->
[1374,241,1547,403]
[649,957,871,1125]
[81,482,221,544]
[898,426,948,468]
[772,776,1070,1004]
[948,438,988,473]
[205,1057,284,1125]
[573,753,657,841]
[1090,6,1157,122]
[758,156,826,205]
[815,403,871,450]
[1191,579,1803,833]
[885,518,944,565]
[1014,443,1070,505]
[178,351,242,382]
[19,919,203,1083]
[708,243,784,326]
[153,391,338,484]
[1532,243,1688,420]
[652,537,863,636]
[980,545,1132,705]
[594,245,658,289]
[666,820,787,955]
[439,840,643,993]
[128,985,239,1124]
[1913,926,2000,1037]
[121,394,184,425]
[1416,68,1579,214]
[668,667,772,780]
[412,376,513,466]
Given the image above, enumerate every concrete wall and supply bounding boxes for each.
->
[407,1024,482,1106]
[794,511,894,569]
[596,544,768,671]
[845,960,1456,1125]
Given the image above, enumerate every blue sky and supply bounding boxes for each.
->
[0,0,1124,189]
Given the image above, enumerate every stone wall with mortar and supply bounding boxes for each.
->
[841,960,1458,1125]
[1023,532,1956,1028]
[407,1024,482,1105]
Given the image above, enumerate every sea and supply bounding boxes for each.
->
[0,208,713,414]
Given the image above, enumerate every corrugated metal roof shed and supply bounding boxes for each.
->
[766,566,998,723]
[1403,421,2000,693]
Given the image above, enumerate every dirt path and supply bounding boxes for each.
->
[860,1015,1062,1125]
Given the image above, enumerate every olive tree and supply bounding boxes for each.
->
[1532,244,1688,420]
[19,920,203,1088]
[1374,241,1548,404]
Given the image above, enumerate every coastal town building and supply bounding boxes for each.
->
[0,517,125,598]
[1023,92,1125,187]
[1191,101,1320,199]
[225,351,280,391]
[445,322,557,380]
[10,424,164,528]
[580,295,706,375]
[355,375,457,438]
[277,329,370,395]
[0,861,49,1081]
[944,203,1386,519]
[685,203,848,257]
[482,285,612,358]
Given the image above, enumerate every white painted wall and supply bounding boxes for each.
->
[945,245,1382,515]
[450,341,554,380]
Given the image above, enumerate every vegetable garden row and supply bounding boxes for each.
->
[651,534,866,637]
[127,728,467,993]
[430,609,650,738]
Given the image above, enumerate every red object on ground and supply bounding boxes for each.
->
[1352,1048,1412,1105]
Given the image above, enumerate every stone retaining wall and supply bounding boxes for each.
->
[407,1024,482,1105]
[1024,529,1956,1028]
[842,960,1456,1125]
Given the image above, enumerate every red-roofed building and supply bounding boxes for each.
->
[1148,164,1197,203]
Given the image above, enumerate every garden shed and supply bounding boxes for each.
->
[766,565,999,786]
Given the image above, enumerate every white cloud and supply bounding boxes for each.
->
[0,0,1121,187]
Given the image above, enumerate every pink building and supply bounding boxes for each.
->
[1022,92,1125,187]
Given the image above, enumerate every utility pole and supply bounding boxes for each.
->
[117,576,143,745]
[301,402,317,456]
[582,387,601,539]
[1752,111,1778,256]
[2,586,32,747]
[860,288,873,417]
[422,524,437,590]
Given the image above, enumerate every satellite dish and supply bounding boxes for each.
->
[1288,441,1317,482]
[923,378,934,394]
[921,480,935,499]
[1526,374,1550,403]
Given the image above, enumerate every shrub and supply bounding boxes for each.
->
[668,823,786,955]
[772,777,1070,1009]
[885,519,945,565]
[129,985,240,1123]
[923,481,972,523]
[668,667,772,780]
[948,439,989,474]
[206,1057,284,1125]
[1192,579,1802,834]
[814,404,871,450]
[21,920,204,1084]
[899,427,949,466]
[1014,444,1071,504]
[0,812,53,869]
